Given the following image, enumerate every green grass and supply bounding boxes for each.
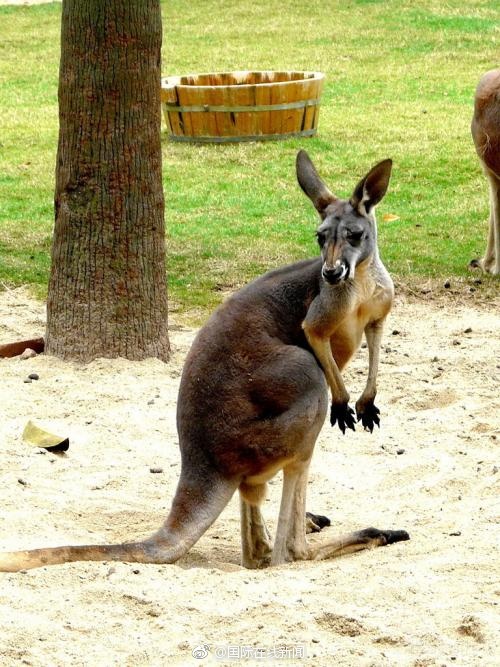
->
[0,0,498,319]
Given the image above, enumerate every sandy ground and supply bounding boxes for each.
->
[0,285,498,667]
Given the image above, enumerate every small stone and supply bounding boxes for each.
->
[396,448,405,455]
[391,329,400,335]
[453,340,461,346]
[149,467,163,474]
[449,531,461,537]
[444,281,451,288]
[147,607,161,618]
[20,348,37,360]
[28,373,39,380]
[18,478,27,486]
[132,569,140,574]
[23,378,32,384]
[463,327,472,334]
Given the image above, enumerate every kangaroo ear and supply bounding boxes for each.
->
[350,159,392,215]
[296,150,337,218]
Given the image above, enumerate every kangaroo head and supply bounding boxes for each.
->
[296,150,392,285]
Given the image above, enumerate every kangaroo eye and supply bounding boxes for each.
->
[347,230,364,245]
[316,231,326,247]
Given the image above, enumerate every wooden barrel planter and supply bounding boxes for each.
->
[160,71,325,143]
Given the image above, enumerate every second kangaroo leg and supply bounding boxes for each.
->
[271,458,410,565]
[239,483,273,569]
[483,171,500,274]
[470,170,500,274]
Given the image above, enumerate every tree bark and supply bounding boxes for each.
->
[46,0,170,362]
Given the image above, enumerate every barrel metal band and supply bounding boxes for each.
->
[163,99,321,113]
[167,129,318,143]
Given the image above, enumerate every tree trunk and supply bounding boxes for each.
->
[46,0,170,362]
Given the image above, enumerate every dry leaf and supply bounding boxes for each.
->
[382,213,400,222]
[22,420,69,452]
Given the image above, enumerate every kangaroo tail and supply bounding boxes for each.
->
[0,470,237,572]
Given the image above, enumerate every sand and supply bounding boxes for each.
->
[0,285,498,666]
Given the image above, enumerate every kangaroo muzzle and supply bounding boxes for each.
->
[322,259,349,285]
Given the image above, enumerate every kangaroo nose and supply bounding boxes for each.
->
[322,261,349,284]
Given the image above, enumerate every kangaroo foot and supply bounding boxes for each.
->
[469,257,499,274]
[330,402,356,433]
[307,525,410,561]
[358,526,410,545]
[356,401,380,432]
[306,512,331,534]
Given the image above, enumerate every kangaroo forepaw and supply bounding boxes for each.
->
[306,511,331,533]
[330,403,356,433]
[356,402,380,432]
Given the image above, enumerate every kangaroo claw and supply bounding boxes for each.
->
[330,403,356,433]
[306,511,331,533]
[356,403,380,432]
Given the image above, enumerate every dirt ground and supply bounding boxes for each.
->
[0,285,498,667]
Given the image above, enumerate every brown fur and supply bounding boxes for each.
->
[0,337,45,358]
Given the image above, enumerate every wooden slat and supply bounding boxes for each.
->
[160,71,324,141]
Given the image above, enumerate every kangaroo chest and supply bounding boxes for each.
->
[329,283,390,371]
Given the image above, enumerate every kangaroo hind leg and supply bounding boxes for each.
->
[485,171,500,274]
[271,459,311,566]
[239,482,272,569]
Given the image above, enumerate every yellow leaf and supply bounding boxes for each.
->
[22,420,69,452]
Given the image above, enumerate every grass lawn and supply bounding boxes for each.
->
[0,0,498,320]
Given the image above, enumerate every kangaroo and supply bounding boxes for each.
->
[0,151,408,572]
[470,68,500,275]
